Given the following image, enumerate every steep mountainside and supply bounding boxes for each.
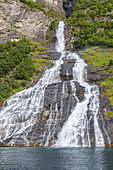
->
[34,0,64,15]
[63,0,74,18]
[0,0,65,43]
[68,0,113,49]
[0,0,66,103]
[65,0,113,141]
[0,0,113,147]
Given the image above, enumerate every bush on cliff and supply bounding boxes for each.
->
[68,0,113,49]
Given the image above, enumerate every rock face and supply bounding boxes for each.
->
[0,0,112,147]
[86,65,113,146]
[0,0,65,43]
[25,57,85,147]
[35,0,64,16]
[0,52,85,147]
[63,0,74,18]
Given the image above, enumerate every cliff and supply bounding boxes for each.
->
[0,0,65,43]
[0,0,113,147]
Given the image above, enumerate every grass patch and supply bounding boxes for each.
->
[101,76,113,87]
[32,58,50,69]
[102,88,113,105]
[104,111,113,117]
[79,46,113,67]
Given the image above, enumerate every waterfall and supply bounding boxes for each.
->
[56,55,105,147]
[0,22,65,146]
[0,21,110,147]
[55,22,109,147]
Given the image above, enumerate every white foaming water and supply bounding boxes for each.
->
[56,53,105,147]
[0,21,65,146]
[56,21,65,53]
[0,21,109,147]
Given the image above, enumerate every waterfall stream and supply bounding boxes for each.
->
[0,21,110,147]
[56,55,105,147]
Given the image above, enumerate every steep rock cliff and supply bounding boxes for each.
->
[34,0,64,16]
[0,0,65,43]
[63,0,74,18]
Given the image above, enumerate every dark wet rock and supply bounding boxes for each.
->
[63,58,76,64]
[39,52,62,60]
[63,0,74,18]
[44,82,78,109]
[25,81,84,146]
[74,82,85,102]
[0,142,7,147]
[99,97,110,111]
[0,102,3,111]
[30,52,62,61]
[60,57,76,81]
[60,63,74,81]
[105,120,113,145]
[87,65,113,146]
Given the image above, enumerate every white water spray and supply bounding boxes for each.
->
[0,21,110,147]
[0,21,65,146]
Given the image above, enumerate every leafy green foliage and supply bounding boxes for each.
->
[15,58,34,80]
[104,111,113,118]
[0,78,21,102]
[0,38,31,76]
[0,38,33,102]
[68,0,113,49]
[49,19,59,31]
[0,39,51,102]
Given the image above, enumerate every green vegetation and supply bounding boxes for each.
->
[49,19,59,31]
[0,39,51,103]
[104,111,113,118]
[101,76,113,87]
[0,78,22,102]
[102,88,113,105]
[79,46,113,67]
[68,0,113,49]
[0,38,31,76]
[79,46,113,105]
[15,58,34,80]
[20,0,45,13]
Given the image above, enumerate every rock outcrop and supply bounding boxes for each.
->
[35,0,64,16]
[63,0,74,18]
[0,0,65,43]
[86,64,113,146]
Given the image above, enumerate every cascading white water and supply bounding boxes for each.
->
[0,21,110,147]
[0,21,65,146]
[55,22,109,147]
[56,54,105,147]
[56,21,65,53]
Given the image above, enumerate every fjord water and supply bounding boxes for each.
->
[0,147,113,170]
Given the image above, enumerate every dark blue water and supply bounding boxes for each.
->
[0,147,113,170]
